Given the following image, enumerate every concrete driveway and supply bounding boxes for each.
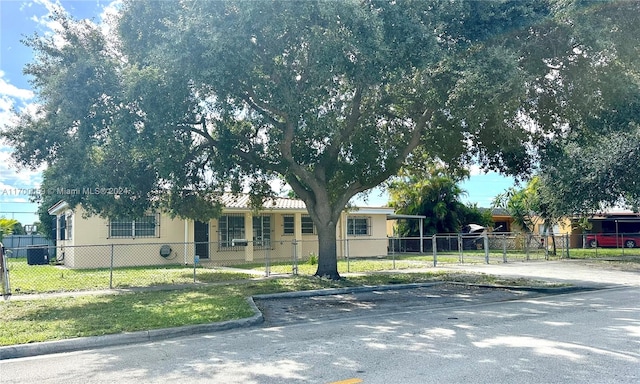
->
[437,259,640,287]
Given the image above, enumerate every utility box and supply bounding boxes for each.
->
[231,239,248,247]
[27,245,49,265]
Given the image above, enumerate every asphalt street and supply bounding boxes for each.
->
[1,289,638,382]
[1,261,639,383]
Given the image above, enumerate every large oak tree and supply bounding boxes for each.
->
[533,1,640,217]
[5,0,620,279]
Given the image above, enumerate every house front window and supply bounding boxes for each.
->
[347,217,370,236]
[109,214,158,238]
[58,215,66,240]
[282,214,315,236]
[66,214,73,240]
[301,215,315,235]
[253,215,272,248]
[219,214,245,248]
[283,215,294,235]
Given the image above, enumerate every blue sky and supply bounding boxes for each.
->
[0,0,514,226]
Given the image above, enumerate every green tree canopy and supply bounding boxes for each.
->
[0,218,25,241]
[534,1,640,215]
[4,1,629,278]
[388,165,492,235]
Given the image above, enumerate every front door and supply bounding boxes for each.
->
[194,221,209,259]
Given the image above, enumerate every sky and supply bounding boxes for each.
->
[0,0,515,227]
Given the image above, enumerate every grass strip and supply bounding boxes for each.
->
[5,259,254,294]
[0,272,558,346]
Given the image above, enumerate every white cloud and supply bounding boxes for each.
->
[0,96,13,114]
[0,148,45,204]
[98,0,124,58]
[29,0,65,23]
[28,0,69,49]
[467,164,483,176]
[34,0,62,14]
[0,72,37,132]
[0,70,38,128]
[100,0,123,24]
[0,71,43,205]
[0,72,35,100]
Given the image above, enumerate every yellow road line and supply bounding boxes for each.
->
[328,379,363,384]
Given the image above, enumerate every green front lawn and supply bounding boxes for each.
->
[4,258,253,294]
[0,272,559,346]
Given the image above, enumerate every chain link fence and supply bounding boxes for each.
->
[2,233,638,296]
[422,232,571,264]
[1,240,323,296]
[388,232,640,263]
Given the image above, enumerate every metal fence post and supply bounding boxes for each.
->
[544,235,549,260]
[109,244,114,289]
[432,234,437,267]
[1,243,11,298]
[502,234,507,263]
[484,233,489,264]
[291,239,298,275]
[265,241,271,277]
[346,239,350,273]
[458,234,463,264]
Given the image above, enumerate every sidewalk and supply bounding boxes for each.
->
[437,259,640,287]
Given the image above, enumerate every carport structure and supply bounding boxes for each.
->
[588,213,640,234]
[387,214,426,253]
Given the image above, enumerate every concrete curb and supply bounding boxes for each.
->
[0,282,594,360]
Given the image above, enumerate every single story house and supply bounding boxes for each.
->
[48,195,394,269]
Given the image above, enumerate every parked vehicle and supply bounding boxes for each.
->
[586,233,640,248]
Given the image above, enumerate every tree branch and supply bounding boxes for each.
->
[243,88,286,128]
[338,106,432,210]
[179,117,216,146]
[320,85,363,169]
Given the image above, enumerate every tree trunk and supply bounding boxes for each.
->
[314,221,340,280]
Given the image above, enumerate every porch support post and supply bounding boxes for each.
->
[245,212,254,262]
[419,218,424,254]
[294,212,303,258]
[183,219,188,265]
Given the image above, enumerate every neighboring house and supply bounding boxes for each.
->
[565,210,640,248]
[487,207,574,236]
[487,208,514,233]
[582,211,640,234]
[48,195,393,269]
[489,208,640,248]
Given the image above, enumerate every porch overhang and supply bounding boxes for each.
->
[386,214,426,253]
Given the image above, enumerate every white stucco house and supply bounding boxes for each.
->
[48,194,394,268]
